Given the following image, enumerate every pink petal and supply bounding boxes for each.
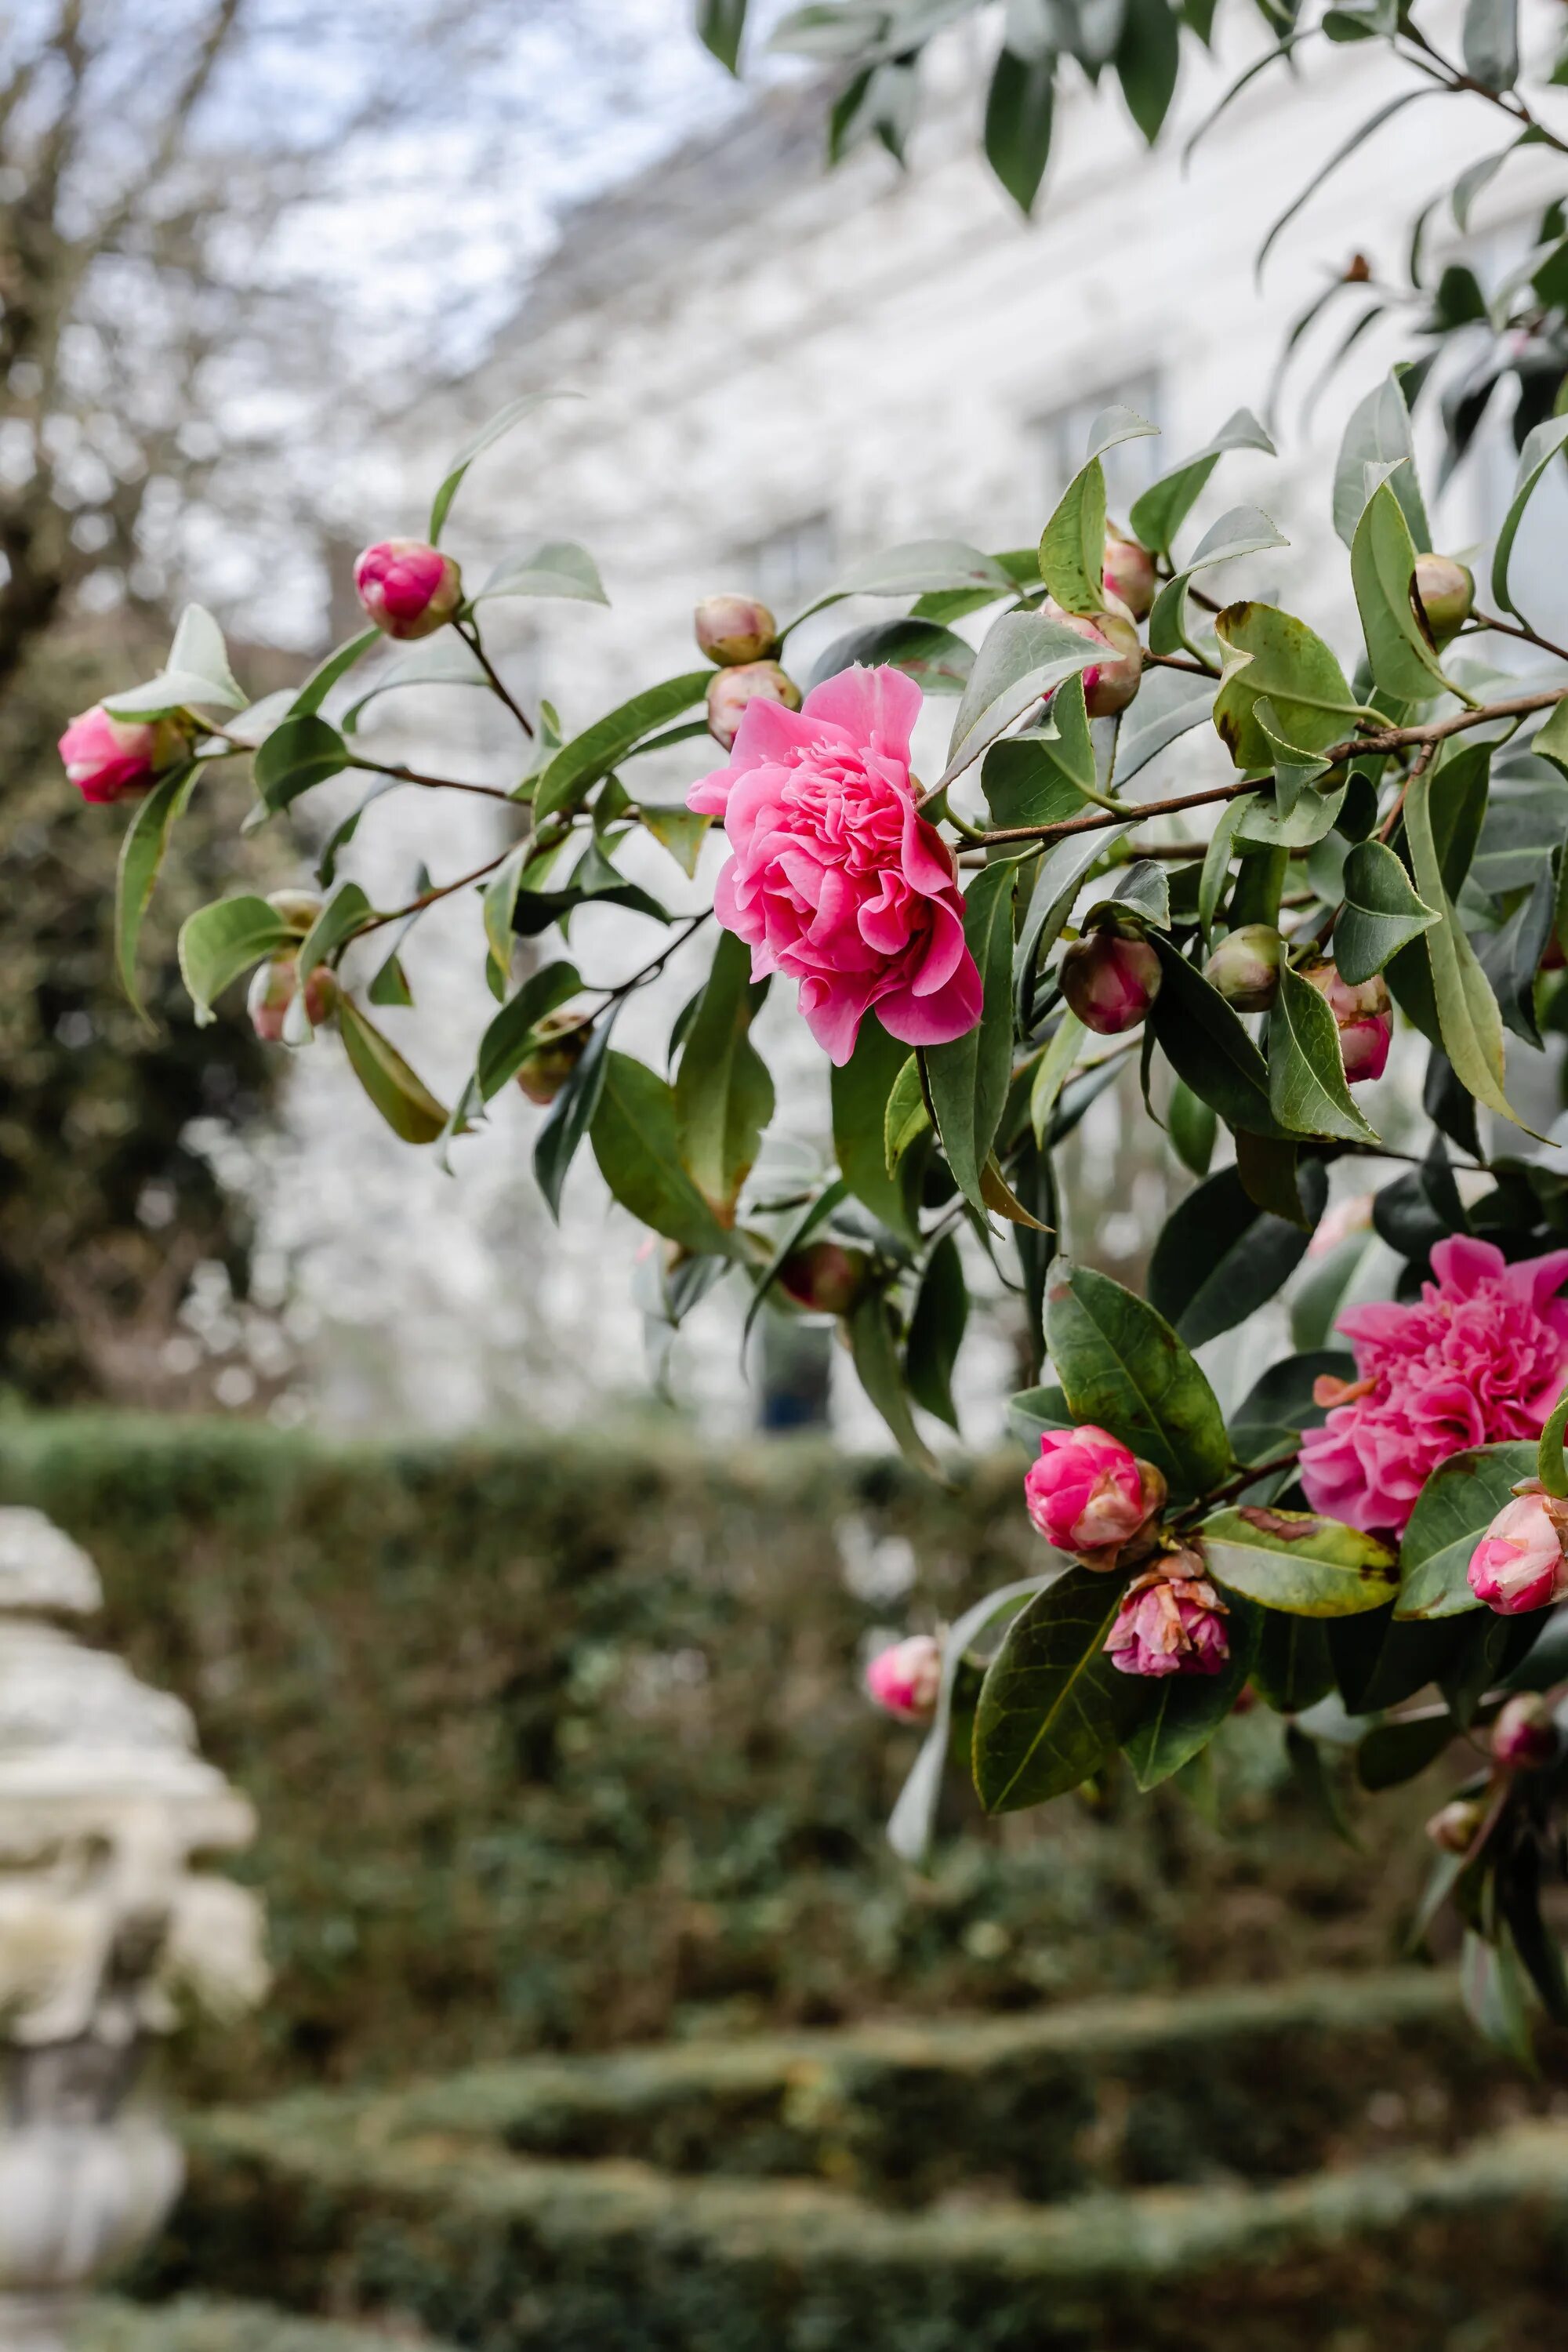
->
[875,949,983,1048]
[801,665,921,764]
[1428,1236,1507,1296]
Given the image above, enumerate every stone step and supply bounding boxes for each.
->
[74,2296,455,2352]
[199,1967,1564,2205]
[130,2107,1568,2351]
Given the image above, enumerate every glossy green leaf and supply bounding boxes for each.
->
[925,860,1018,1214]
[1039,458,1107,616]
[1335,839,1439,982]
[1014,822,1134,1011]
[178,895,295,1025]
[674,928,775,1215]
[1116,0,1180,142]
[1351,480,1456,702]
[295,884,375,994]
[337,997,448,1143]
[1131,419,1276,559]
[1253,1614,1335,1711]
[253,715,350,816]
[1267,964,1379,1145]
[1029,1011,1086,1147]
[906,1233,968,1428]
[1149,1160,1325,1347]
[1396,1442,1535,1617]
[590,1051,736,1258]
[985,43,1054,213]
[698,0,747,68]
[826,539,1015,601]
[533,673,713,826]
[1491,413,1568,619]
[1462,0,1519,90]
[1333,370,1430,553]
[1212,601,1359,771]
[806,619,974,695]
[289,628,381,717]
[937,612,1105,792]
[476,540,608,605]
[887,1575,1055,1866]
[1356,1710,1456,1791]
[638,804,710,878]
[1200,1504,1399,1616]
[848,1292,939,1475]
[106,604,245,718]
[1123,1592,1261,1790]
[983,673,1098,828]
[1403,763,1523,1128]
[832,1015,919,1240]
[1168,1076,1217,1174]
[114,762,198,1018]
[972,1567,1150,1812]
[1045,1255,1232,1494]
[884,1052,930,1171]
[742,1177,849,1349]
[1538,1383,1568,1499]
[1147,937,1289,1138]
[430,392,565,543]
[474,961,583,1100]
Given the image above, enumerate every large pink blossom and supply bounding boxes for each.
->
[1298,1236,1568,1537]
[688,666,983,1065]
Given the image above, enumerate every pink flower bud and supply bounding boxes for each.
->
[514,1010,591,1105]
[1202,924,1283,1013]
[1413,553,1474,647]
[865,1633,942,1723]
[695,594,779,667]
[779,1240,872,1318]
[706,659,802,750]
[353,539,464,641]
[1105,1555,1229,1679]
[1306,1192,1373,1258]
[1060,923,1161,1035]
[267,889,323,934]
[1426,1796,1485,1854]
[1102,525,1156,622]
[58,706,182,804]
[1304,962,1392,1083]
[1469,1486,1568,1615]
[1491,1690,1558,1772]
[1025,1425,1166,1564]
[246,957,336,1042]
[1044,601,1143,718]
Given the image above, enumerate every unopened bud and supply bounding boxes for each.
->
[1426,1797,1485,1855]
[353,539,463,641]
[706,659,801,752]
[1102,525,1156,622]
[1491,1691,1558,1773]
[58,706,186,805]
[246,957,336,1042]
[695,593,779,667]
[1304,961,1392,1083]
[1044,600,1143,719]
[267,889,323,935]
[1203,924,1283,1012]
[1061,920,1161,1035]
[779,1240,872,1318]
[1413,554,1475,648]
[865,1634,942,1724]
[514,1008,591,1105]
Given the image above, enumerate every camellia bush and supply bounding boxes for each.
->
[55,0,1568,2051]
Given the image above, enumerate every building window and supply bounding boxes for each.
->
[737,513,836,615]
[1033,372,1163,524]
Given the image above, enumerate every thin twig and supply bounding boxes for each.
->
[457,618,535,739]
[345,754,514,803]
[1468,610,1568,666]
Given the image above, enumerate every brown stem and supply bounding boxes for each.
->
[1143,650,1218,678]
[457,618,535,739]
[1468,609,1568,666]
[356,850,513,937]
[345,755,514,804]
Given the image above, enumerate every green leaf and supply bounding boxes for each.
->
[905,1233,968,1428]
[114,762,198,1019]
[474,962,583,1101]
[105,604,245,718]
[590,1050,737,1258]
[1168,1076,1217,1174]
[697,0,747,69]
[1396,1443,1536,1617]
[1131,419,1276,559]
[296,884,374,995]
[984,44,1054,213]
[1029,1011,1087,1147]
[638,804,711,878]
[535,1007,617,1217]
[483,844,528,983]
[848,1292,939,1475]
[1116,0,1180,142]
[806,618,974,695]
[924,860,1018,1213]
[1014,822,1134,1011]
[178,895,296,1025]
[1351,480,1457,702]
[742,1177,850,1348]
[1123,1592,1262,1790]
[1233,777,1346,851]
[982,704,1098,831]
[673,928,775,1215]
[1147,937,1289,1139]
[937,612,1106,792]
[1333,370,1431,552]
[1148,1160,1325,1347]
[832,1015,919,1239]
[1538,1382,1568,1499]
[1490,412,1568,619]
[429,392,564,543]
[825,539,1015,602]
[1356,1710,1456,1791]
[887,1574,1055,1866]
[884,1053,930,1171]
[289,628,381,717]
[1045,1255,1232,1494]
[1198,795,1251,938]
[532,673,712,826]
[1147,503,1287,655]
[1200,1504,1399,1616]
[972,1567,1150,1811]
[340,633,488,735]
[1039,458,1107,616]
[253,715,350,816]
[1336,839,1439,982]
[1462,0,1518,89]
[476,540,608,605]
[1212,602,1359,771]
[1267,964,1380,1145]
[1403,762,1524,1128]
[1254,1613,1335,1711]
[337,997,448,1143]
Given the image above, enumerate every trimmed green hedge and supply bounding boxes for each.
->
[0,1416,1431,2100]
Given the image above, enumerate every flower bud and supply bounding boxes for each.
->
[1491,1691,1558,1773]
[1303,961,1392,1083]
[246,956,335,1042]
[1105,1554,1229,1679]
[1203,924,1283,1013]
[1025,1425,1166,1566]
[1413,554,1474,647]
[779,1240,872,1318]
[58,706,183,805]
[864,1633,942,1724]
[353,539,463,641]
[1102,525,1157,622]
[695,594,779,667]
[1044,600,1143,718]
[266,889,323,935]
[514,1008,591,1105]
[1306,1192,1373,1258]
[1060,921,1161,1035]
[1426,1797,1485,1855]
[1469,1483,1568,1615]
[706,659,802,751]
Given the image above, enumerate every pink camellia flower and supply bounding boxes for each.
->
[1304,962,1392,1083]
[865,1633,943,1723]
[1060,924,1162,1035]
[1468,1486,1568,1616]
[58,706,179,804]
[1025,1425,1166,1564]
[688,665,983,1065]
[1298,1237,1568,1537]
[1105,1555,1229,1679]
[353,539,463,640]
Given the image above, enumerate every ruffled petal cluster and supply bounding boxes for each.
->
[1105,1557,1229,1679]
